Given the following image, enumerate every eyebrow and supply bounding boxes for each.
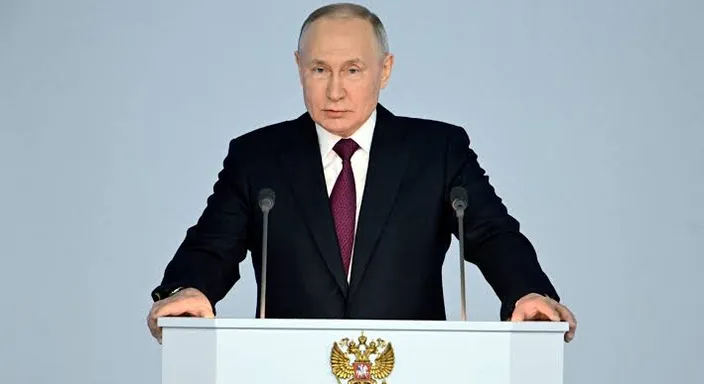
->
[310,58,365,67]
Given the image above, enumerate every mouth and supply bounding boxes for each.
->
[323,109,349,117]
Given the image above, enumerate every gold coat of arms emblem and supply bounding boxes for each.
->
[330,332,395,384]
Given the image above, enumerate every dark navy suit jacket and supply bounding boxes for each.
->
[152,104,559,320]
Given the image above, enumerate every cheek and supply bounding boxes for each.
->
[348,82,376,101]
[303,80,327,103]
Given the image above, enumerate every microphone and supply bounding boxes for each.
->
[258,188,275,319]
[450,186,468,321]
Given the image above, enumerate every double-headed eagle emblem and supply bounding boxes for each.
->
[330,332,395,384]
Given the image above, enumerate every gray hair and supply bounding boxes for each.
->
[297,3,389,55]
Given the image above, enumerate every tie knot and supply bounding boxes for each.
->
[333,138,359,161]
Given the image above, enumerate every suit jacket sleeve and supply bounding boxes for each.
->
[152,138,252,309]
[444,126,559,320]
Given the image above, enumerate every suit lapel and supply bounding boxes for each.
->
[277,113,349,296]
[349,104,410,295]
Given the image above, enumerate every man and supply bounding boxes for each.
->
[147,2,577,344]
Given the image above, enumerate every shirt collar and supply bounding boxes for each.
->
[315,109,376,158]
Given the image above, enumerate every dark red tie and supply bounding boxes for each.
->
[330,138,359,278]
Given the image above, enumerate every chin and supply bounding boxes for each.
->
[319,117,356,137]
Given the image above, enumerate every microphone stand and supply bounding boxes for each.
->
[258,188,275,319]
[451,186,468,321]
[456,207,467,321]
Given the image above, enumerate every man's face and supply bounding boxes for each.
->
[296,17,393,137]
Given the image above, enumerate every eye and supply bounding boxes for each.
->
[312,66,326,74]
[348,67,360,74]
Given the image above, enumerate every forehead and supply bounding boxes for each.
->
[299,17,379,60]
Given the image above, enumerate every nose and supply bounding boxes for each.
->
[326,73,345,101]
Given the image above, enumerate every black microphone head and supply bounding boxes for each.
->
[258,188,275,211]
[450,186,468,211]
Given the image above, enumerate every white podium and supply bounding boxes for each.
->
[159,317,568,384]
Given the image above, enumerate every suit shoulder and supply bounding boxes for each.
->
[217,118,302,170]
[228,118,298,149]
[395,115,469,142]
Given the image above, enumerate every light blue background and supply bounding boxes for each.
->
[1,0,702,383]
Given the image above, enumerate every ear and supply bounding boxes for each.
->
[380,53,394,89]
[295,51,304,85]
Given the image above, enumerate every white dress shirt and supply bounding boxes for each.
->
[315,110,376,281]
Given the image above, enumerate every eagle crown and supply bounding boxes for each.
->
[347,334,384,361]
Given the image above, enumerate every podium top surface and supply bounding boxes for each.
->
[158,317,568,333]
